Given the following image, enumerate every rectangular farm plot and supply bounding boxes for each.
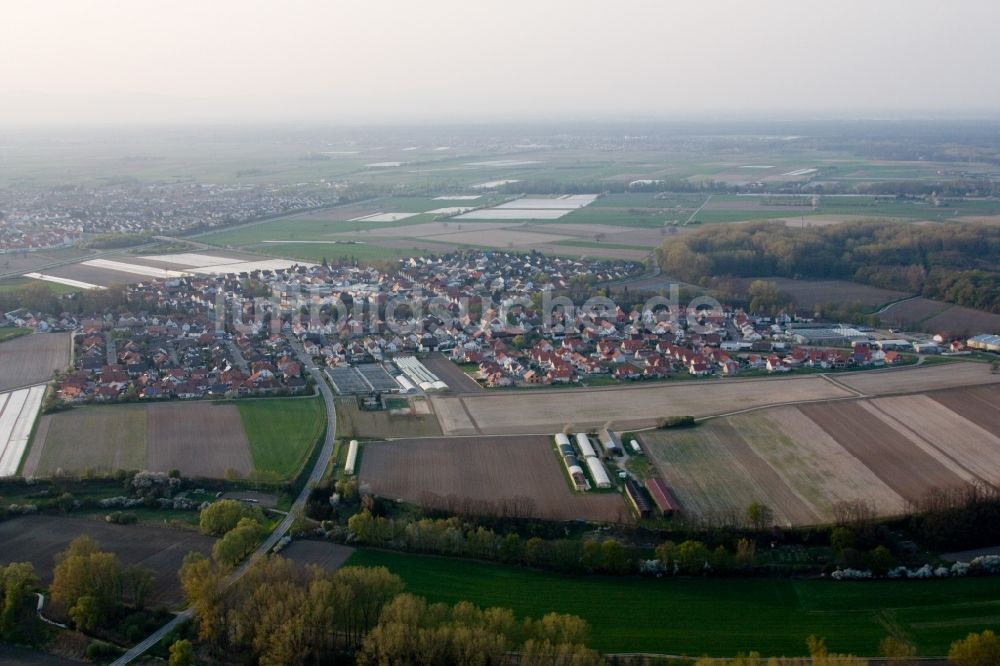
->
[27,405,148,477]
[797,402,968,504]
[0,332,71,392]
[454,209,573,220]
[349,212,420,223]
[839,363,1000,395]
[0,385,46,476]
[147,402,252,478]
[360,436,629,523]
[431,228,576,247]
[25,402,253,479]
[866,394,1000,485]
[640,426,807,526]
[727,408,906,520]
[435,375,854,435]
[928,385,1000,435]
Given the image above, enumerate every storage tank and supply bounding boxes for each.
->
[345,439,359,475]
[574,433,597,459]
[585,456,612,488]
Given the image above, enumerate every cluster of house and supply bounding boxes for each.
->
[1,181,342,250]
[57,314,308,403]
[454,326,911,388]
[10,246,991,400]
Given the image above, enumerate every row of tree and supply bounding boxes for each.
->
[657,220,1000,317]
[178,553,603,665]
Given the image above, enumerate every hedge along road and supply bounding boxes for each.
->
[110,333,337,666]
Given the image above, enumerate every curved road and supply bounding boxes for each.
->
[110,335,337,665]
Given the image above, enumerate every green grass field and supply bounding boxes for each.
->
[0,327,32,342]
[237,397,326,480]
[345,549,1000,657]
[0,278,83,295]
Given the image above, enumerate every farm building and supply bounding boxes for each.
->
[585,456,612,489]
[791,327,868,346]
[345,439,359,475]
[624,478,652,519]
[555,434,589,491]
[395,356,448,391]
[968,334,1000,352]
[574,432,597,459]
[645,477,680,516]
[599,429,623,456]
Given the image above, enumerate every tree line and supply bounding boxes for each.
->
[178,553,602,665]
[658,220,1000,316]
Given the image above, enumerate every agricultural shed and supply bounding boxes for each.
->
[645,477,680,516]
[624,478,652,519]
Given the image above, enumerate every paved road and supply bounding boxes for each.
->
[110,334,337,665]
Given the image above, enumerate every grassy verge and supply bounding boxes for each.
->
[345,548,1000,658]
[237,397,326,480]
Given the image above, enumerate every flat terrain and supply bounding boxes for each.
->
[280,540,355,572]
[837,361,1000,395]
[0,333,71,392]
[640,384,1000,525]
[236,397,326,479]
[27,404,149,477]
[0,515,214,607]
[798,402,967,504]
[0,385,47,477]
[335,398,442,438]
[434,363,1000,436]
[431,375,854,435]
[420,354,486,395]
[734,277,909,308]
[922,304,1000,336]
[348,548,1000,657]
[360,436,629,522]
[24,401,271,479]
[147,402,252,478]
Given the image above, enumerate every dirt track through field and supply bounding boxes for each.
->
[798,402,968,503]
[360,436,629,523]
[147,402,251,478]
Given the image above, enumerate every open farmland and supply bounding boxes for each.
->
[431,375,855,435]
[922,304,1000,335]
[0,385,46,477]
[0,332,71,391]
[237,397,326,479]
[877,297,951,327]
[734,277,909,309]
[360,436,629,522]
[147,402,252,478]
[336,398,442,438]
[0,515,213,607]
[348,548,1000,657]
[25,404,149,477]
[22,400,327,479]
[837,361,1000,395]
[640,384,1000,525]
[281,540,355,572]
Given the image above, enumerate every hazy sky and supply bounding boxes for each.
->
[3,0,999,124]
